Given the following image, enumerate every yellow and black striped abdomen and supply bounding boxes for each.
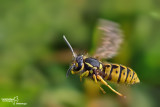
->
[103,64,140,84]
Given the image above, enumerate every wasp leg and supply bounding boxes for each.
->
[80,70,89,82]
[93,74,106,94]
[97,75,126,98]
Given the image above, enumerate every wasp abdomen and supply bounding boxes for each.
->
[103,64,140,84]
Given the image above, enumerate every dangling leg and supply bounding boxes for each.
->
[93,74,106,94]
[80,70,89,82]
[97,75,126,98]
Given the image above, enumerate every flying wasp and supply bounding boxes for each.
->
[63,19,140,98]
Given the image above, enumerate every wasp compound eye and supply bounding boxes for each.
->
[76,55,83,63]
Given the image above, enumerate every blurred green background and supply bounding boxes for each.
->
[0,0,160,107]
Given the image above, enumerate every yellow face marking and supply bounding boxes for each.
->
[75,62,78,67]
[79,63,84,72]
[71,63,84,75]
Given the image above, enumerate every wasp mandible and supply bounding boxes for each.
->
[63,19,140,98]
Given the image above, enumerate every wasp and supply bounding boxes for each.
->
[63,19,140,98]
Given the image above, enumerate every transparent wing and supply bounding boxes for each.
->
[93,19,123,59]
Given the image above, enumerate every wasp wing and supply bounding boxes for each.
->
[93,19,123,59]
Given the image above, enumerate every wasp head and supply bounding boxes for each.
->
[63,35,84,77]
[74,55,84,71]
[66,55,84,77]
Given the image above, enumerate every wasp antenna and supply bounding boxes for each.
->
[63,35,76,58]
